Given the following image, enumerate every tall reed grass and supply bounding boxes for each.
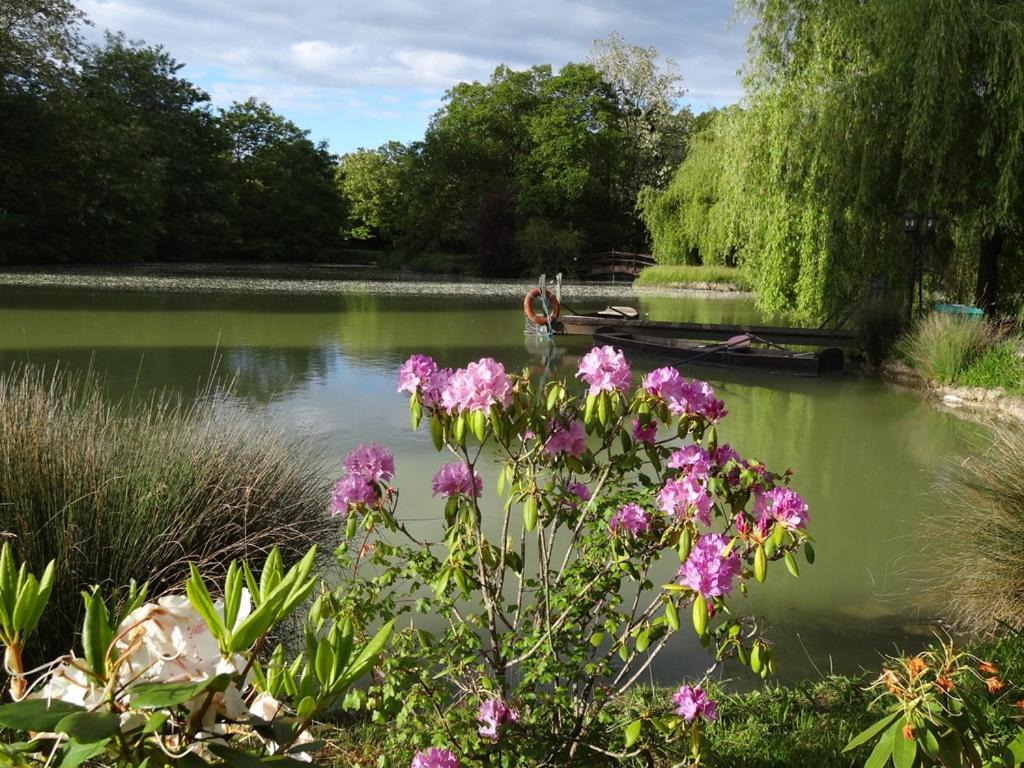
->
[0,366,333,662]
[932,423,1024,633]
[898,313,1000,384]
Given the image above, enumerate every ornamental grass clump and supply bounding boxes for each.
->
[899,312,1000,384]
[932,423,1024,633]
[321,346,816,767]
[0,365,333,664]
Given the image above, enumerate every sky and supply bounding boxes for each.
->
[77,0,750,155]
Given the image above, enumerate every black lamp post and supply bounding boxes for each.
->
[902,210,938,317]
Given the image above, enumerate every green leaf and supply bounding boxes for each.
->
[430,416,444,451]
[692,594,708,636]
[892,724,917,768]
[754,544,767,583]
[186,565,224,642]
[142,711,169,734]
[25,560,55,633]
[783,551,800,578]
[409,395,422,430]
[523,495,538,532]
[624,719,642,748]
[665,600,680,632]
[55,739,110,768]
[804,541,815,564]
[130,674,232,709]
[470,410,487,442]
[81,589,113,678]
[223,561,242,632]
[584,393,597,424]
[259,548,284,601]
[864,721,898,768]
[334,620,394,692]
[55,711,120,742]
[635,629,650,652]
[597,391,609,426]
[0,699,85,731]
[844,712,901,753]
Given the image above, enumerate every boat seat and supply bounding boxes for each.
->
[596,306,639,319]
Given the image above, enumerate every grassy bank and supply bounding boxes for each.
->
[319,629,1024,767]
[898,313,1024,393]
[635,264,751,291]
[320,675,876,767]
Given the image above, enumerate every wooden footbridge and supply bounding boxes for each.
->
[581,251,656,281]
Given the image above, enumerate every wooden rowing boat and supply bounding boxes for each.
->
[556,310,857,349]
[592,328,846,377]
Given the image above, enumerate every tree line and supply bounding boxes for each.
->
[2,2,695,275]
[641,0,1024,320]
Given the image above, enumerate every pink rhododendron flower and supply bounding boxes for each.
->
[642,367,726,423]
[667,444,711,479]
[441,357,512,413]
[397,354,438,395]
[331,474,378,516]
[568,482,590,500]
[343,443,395,483]
[431,462,483,498]
[642,366,685,401]
[754,487,809,530]
[678,533,742,599]
[609,503,649,536]
[672,685,718,722]
[477,698,518,739]
[410,749,459,768]
[576,346,631,396]
[631,419,657,444]
[714,443,741,466]
[544,420,586,457]
[657,475,713,525]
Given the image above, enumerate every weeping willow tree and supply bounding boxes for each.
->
[737,0,1024,321]
[643,1,1024,322]
[638,106,748,266]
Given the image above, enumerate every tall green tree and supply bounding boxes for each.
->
[335,142,407,242]
[220,99,344,261]
[735,0,1024,319]
[638,106,747,266]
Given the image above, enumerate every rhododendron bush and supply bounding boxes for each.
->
[0,542,391,767]
[325,346,815,766]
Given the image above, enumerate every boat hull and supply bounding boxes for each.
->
[593,329,845,377]
[557,314,857,349]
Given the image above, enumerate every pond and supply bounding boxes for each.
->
[0,277,981,683]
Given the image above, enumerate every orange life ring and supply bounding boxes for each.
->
[523,288,560,325]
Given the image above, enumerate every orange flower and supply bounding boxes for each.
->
[979,661,999,675]
[986,676,1005,696]
[882,669,901,695]
[1014,699,1024,711]
[902,722,915,740]
[935,674,954,692]
[906,656,928,679]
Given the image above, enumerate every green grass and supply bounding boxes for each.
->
[898,312,1000,384]
[0,365,334,664]
[318,676,876,767]
[959,341,1024,394]
[635,264,751,290]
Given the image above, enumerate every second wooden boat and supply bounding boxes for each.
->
[593,328,845,377]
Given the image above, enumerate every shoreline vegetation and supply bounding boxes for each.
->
[634,264,752,293]
[0,262,749,300]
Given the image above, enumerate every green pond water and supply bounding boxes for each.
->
[0,281,982,683]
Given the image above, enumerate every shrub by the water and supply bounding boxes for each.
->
[959,341,1024,394]
[0,365,333,663]
[898,312,1000,384]
[932,423,1024,633]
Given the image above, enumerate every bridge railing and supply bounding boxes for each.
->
[583,250,657,280]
